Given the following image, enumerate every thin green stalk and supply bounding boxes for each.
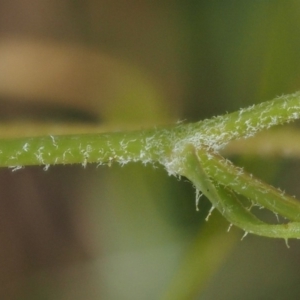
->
[1,92,300,239]
[171,91,300,151]
[196,148,300,221]
[1,91,300,170]
[0,129,172,169]
[180,145,300,239]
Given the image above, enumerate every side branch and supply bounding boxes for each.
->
[179,145,300,239]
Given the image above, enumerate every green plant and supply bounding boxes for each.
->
[2,92,300,240]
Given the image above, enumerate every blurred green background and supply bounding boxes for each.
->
[1,1,300,299]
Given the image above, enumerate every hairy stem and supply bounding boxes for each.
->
[1,92,300,169]
[180,145,300,239]
[197,148,300,221]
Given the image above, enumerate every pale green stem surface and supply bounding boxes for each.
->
[1,92,300,239]
[1,91,300,170]
[180,146,300,239]
[197,148,300,222]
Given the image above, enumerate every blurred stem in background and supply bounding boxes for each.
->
[1,1,300,299]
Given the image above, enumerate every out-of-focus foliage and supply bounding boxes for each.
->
[1,1,300,299]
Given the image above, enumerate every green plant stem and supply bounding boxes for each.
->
[1,92,300,169]
[197,148,300,221]
[2,92,300,238]
[0,129,171,168]
[180,145,300,239]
